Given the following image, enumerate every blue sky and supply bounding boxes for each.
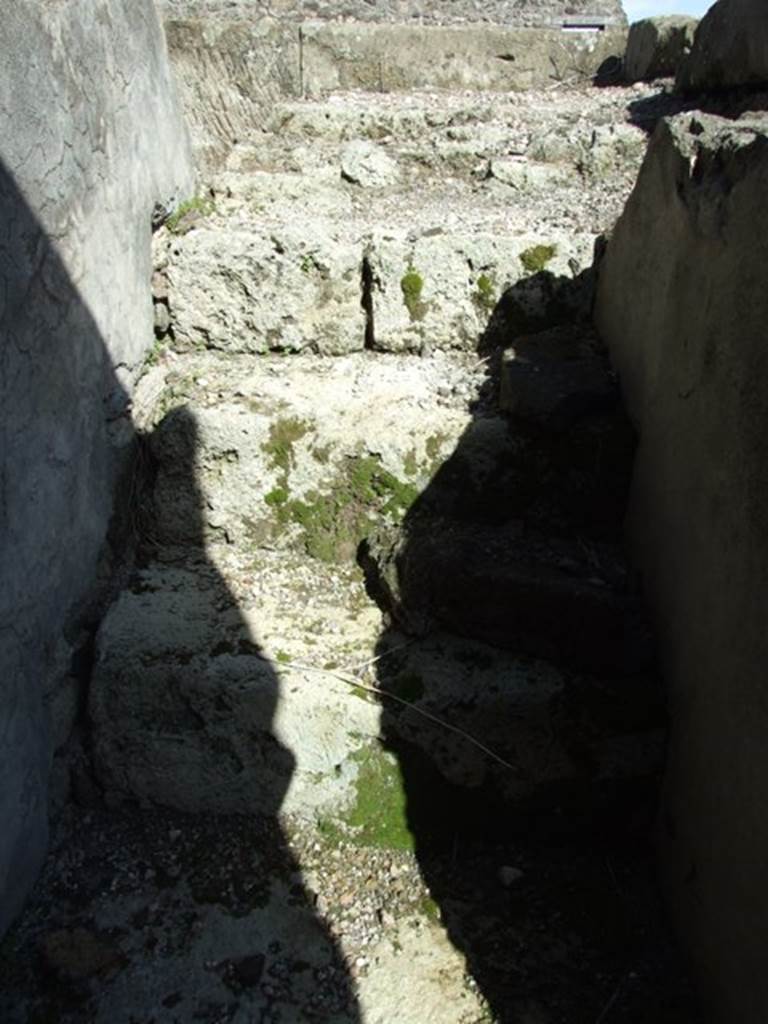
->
[624,0,711,18]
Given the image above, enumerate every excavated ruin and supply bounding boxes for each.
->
[3,1,767,1022]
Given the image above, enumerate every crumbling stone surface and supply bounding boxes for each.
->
[89,560,381,818]
[499,324,616,431]
[362,517,652,676]
[341,140,401,188]
[164,19,300,171]
[162,85,648,353]
[299,22,628,96]
[166,219,365,355]
[164,13,629,170]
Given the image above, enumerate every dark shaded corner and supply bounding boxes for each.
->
[358,258,701,1023]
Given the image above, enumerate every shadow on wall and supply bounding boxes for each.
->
[0,159,134,931]
[359,266,691,1022]
[0,162,361,1020]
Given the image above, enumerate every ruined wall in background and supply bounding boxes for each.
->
[165,19,301,170]
[0,0,194,933]
[165,12,627,172]
[159,0,627,27]
[595,112,768,1024]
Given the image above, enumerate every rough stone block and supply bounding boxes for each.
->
[362,522,654,676]
[365,229,585,354]
[301,23,627,95]
[89,564,380,817]
[167,220,366,355]
[677,0,768,93]
[624,15,697,82]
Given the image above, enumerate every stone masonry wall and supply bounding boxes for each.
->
[0,0,194,934]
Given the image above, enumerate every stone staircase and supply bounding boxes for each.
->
[0,81,698,1024]
[94,81,664,831]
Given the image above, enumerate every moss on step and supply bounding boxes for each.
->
[403,448,419,478]
[264,453,419,564]
[166,194,216,234]
[262,417,311,475]
[474,272,497,314]
[420,894,441,922]
[264,486,290,508]
[343,744,413,851]
[401,266,428,322]
[520,244,557,275]
[143,337,169,371]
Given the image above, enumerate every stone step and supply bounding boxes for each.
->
[89,548,663,830]
[361,519,652,676]
[135,343,631,577]
[230,89,651,194]
[158,186,593,357]
[498,323,617,431]
[134,350,477,560]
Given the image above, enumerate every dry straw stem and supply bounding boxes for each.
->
[278,649,522,776]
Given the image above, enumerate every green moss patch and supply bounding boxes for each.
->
[267,453,419,564]
[262,417,311,475]
[166,195,216,234]
[343,744,413,851]
[519,244,557,275]
[420,895,441,922]
[264,486,290,508]
[474,272,497,314]
[401,266,428,322]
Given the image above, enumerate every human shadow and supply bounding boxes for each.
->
[0,160,360,1022]
[360,268,696,1022]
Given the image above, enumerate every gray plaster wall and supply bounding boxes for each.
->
[0,0,193,934]
[595,112,768,1023]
